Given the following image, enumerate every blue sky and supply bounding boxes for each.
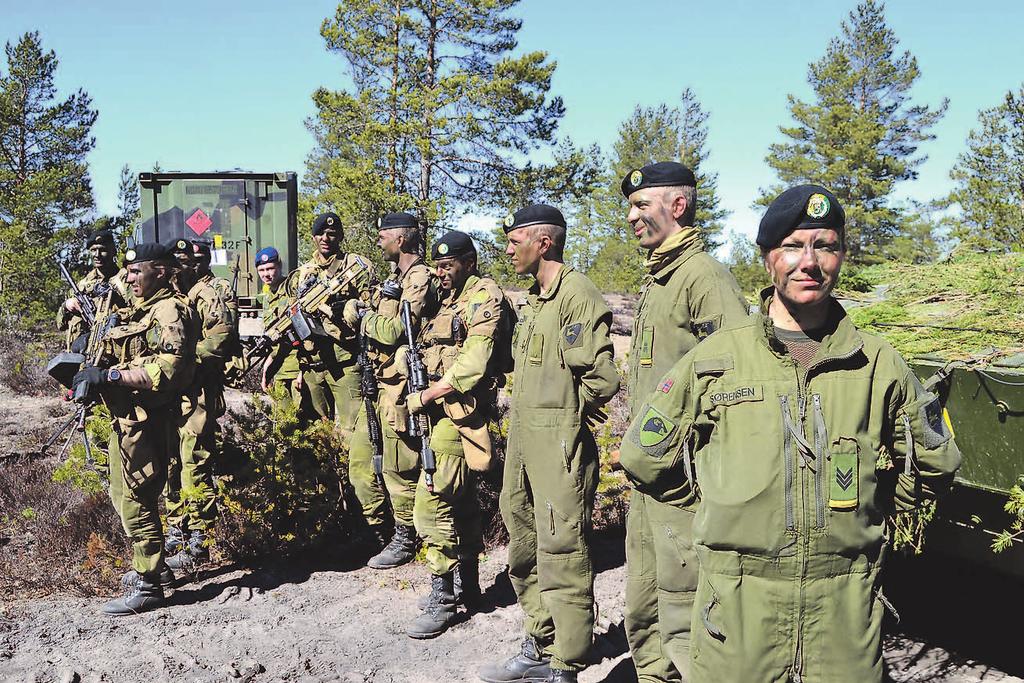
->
[3,0,1022,250]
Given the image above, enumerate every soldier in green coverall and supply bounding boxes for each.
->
[479,205,619,683]
[71,241,197,615]
[620,185,961,683]
[163,238,238,570]
[618,162,749,682]
[343,212,439,566]
[403,230,514,639]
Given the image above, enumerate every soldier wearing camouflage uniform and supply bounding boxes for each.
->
[253,246,302,401]
[284,212,374,431]
[403,230,514,639]
[57,228,131,351]
[344,212,438,567]
[480,205,619,683]
[620,185,961,683]
[71,241,197,615]
[163,238,238,570]
[618,162,749,682]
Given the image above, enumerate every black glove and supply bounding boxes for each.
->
[71,366,106,402]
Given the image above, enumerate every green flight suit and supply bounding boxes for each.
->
[351,259,438,528]
[99,287,197,576]
[501,265,620,672]
[57,266,131,352]
[624,233,749,682]
[284,251,373,431]
[412,274,512,575]
[620,289,961,683]
[166,271,237,534]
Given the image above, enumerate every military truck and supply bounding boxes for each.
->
[135,171,298,337]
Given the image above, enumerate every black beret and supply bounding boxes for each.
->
[502,204,566,233]
[431,230,476,260]
[191,238,212,255]
[378,212,419,230]
[165,238,191,254]
[312,212,342,236]
[621,161,697,198]
[86,229,115,247]
[124,242,171,265]
[757,184,845,248]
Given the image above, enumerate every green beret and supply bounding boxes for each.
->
[378,212,419,230]
[621,161,696,198]
[502,204,566,233]
[86,229,115,248]
[124,242,171,265]
[757,184,845,248]
[431,230,476,260]
[312,212,342,236]
[165,238,191,254]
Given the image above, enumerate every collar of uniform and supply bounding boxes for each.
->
[399,257,425,279]
[757,287,863,368]
[453,273,480,303]
[649,238,704,282]
[313,250,339,269]
[135,285,174,312]
[531,264,572,302]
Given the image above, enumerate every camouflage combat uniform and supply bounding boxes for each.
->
[57,267,131,351]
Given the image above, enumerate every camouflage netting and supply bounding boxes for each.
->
[839,252,1024,363]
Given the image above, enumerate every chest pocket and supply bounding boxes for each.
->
[104,319,153,365]
[421,309,463,377]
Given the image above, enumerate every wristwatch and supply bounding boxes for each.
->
[106,368,122,384]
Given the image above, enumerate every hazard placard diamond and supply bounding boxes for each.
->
[186,208,213,236]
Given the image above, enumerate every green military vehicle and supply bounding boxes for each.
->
[135,171,299,337]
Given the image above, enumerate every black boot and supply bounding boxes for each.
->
[546,670,577,682]
[418,555,482,609]
[367,524,417,569]
[164,526,185,555]
[121,563,176,597]
[406,572,457,639]
[102,573,165,616]
[166,531,210,572]
[478,637,552,683]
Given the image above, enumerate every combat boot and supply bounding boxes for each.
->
[165,531,210,572]
[478,637,552,683]
[545,670,577,682]
[406,572,457,639]
[121,563,176,597]
[102,573,165,616]
[164,526,186,555]
[417,555,481,609]
[367,524,417,569]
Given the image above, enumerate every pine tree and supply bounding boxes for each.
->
[0,31,97,325]
[946,85,1024,252]
[572,89,727,292]
[759,0,946,263]
[306,0,593,252]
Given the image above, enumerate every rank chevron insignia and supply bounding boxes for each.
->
[835,467,854,491]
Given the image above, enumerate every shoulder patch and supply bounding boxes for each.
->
[626,404,677,458]
[920,395,952,449]
[694,357,734,376]
[563,322,583,348]
[692,316,722,341]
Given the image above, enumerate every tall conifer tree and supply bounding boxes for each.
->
[759,0,946,262]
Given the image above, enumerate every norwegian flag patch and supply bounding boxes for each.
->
[659,379,674,394]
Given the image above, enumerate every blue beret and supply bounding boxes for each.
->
[254,246,280,266]
[165,238,191,254]
[431,231,476,260]
[124,242,171,265]
[757,184,845,248]
[502,204,566,233]
[86,229,115,247]
[621,161,696,198]
[312,212,342,236]
[378,212,419,230]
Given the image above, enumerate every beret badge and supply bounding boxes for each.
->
[503,214,515,228]
[176,239,187,250]
[260,254,269,263]
[629,170,643,187]
[807,193,830,219]
[326,216,335,226]
[437,243,449,255]
[125,249,137,261]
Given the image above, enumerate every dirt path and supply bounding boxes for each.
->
[2,542,1020,683]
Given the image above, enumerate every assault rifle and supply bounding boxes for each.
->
[243,256,371,373]
[357,281,401,485]
[58,260,97,329]
[401,300,437,492]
